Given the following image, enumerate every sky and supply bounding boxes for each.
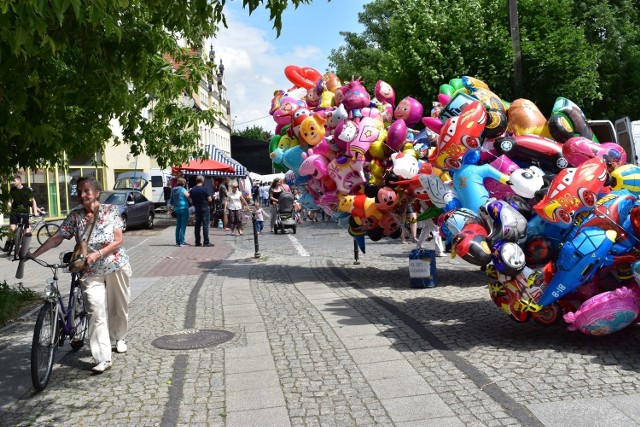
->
[210,0,369,133]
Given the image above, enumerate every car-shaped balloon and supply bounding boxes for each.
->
[428,101,487,170]
[494,134,568,173]
[533,158,608,226]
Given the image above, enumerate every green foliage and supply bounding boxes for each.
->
[0,0,315,183]
[233,125,273,141]
[0,281,40,326]
[329,0,640,121]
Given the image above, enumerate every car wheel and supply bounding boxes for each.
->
[554,208,572,225]
[498,137,514,153]
[121,215,128,232]
[578,188,596,207]
[147,211,155,229]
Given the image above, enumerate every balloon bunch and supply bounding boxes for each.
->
[425,77,640,336]
[268,68,640,335]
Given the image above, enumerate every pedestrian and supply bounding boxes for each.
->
[190,175,213,247]
[252,180,261,206]
[30,177,132,373]
[170,177,190,246]
[3,174,44,252]
[254,201,264,234]
[401,200,419,244]
[227,182,249,235]
[260,183,270,206]
[218,177,229,230]
[269,178,286,233]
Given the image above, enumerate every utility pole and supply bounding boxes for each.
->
[508,0,522,98]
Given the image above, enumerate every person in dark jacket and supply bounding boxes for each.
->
[190,175,213,247]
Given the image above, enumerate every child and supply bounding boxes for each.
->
[254,201,264,234]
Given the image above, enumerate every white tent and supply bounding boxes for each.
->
[249,172,285,183]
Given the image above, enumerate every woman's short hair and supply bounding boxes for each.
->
[177,177,186,187]
[76,176,102,192]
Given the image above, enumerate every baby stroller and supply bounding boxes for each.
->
[275,191,297,234]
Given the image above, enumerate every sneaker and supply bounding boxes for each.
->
[116,339,127,353]
[92,361,112,373]
[195,243,202,247]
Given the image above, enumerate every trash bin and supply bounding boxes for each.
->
[409,249,437,288]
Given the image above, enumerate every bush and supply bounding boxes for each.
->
[0,281,40,326]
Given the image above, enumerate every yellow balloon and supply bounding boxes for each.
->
[369,139,387,160]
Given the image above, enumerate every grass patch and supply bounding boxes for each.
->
[0,281,40,326]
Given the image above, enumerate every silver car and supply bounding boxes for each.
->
[99,190,155,231]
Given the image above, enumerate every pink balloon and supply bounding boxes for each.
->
[485,155,519,199]
[563,136,627,167]
[563,287,639,335]
[386,119,408,152]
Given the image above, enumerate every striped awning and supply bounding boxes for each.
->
[204,144,247,176]
[181,145,247,177]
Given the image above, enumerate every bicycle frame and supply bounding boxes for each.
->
[41,263,82,341]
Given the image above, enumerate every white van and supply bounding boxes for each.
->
[149,168,172,207]
[114,169,171,208]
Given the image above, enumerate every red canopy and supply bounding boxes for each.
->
[172,159,235,174]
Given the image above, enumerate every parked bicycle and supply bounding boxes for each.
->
[16,235,88,392]
[2,212,60,261]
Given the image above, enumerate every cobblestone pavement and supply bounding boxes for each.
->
[1,214,640,426]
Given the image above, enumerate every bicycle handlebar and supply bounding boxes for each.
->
[15,233,70,279]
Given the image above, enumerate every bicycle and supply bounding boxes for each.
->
[3,212,60,261]
[16,235,88,392]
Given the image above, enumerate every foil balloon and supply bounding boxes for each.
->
[394,97,424,127]
[610,164,640,194]
[479,199,528,245]
[547,97,594,143]
[298,114,327,146]
[387,118,408,152]
[452,222,492,267]
[375,80,396,107]
[284,65,322,89]
[538,228,618,307]
[494,134,568,173]
[485,155,520,199]
[428,101,487,170]
[563,136,627,168]
[507,98,552,138]
[533,158,608,226]
[341,79,371,117]
[563,287,639,335]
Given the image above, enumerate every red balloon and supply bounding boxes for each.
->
[284,66,322,90]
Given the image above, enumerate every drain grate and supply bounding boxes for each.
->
[152,329,235,350]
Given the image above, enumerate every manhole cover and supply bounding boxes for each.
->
[152,329,235,350]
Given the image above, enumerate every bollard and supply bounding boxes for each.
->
[252,211,260,258]
[353,239,360,265]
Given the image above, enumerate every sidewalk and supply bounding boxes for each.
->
[1,218,640,426]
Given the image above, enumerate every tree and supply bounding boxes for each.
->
[233,125,273,141]
[329,0,635,121]
[0,0,314,180]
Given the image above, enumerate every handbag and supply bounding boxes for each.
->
[69,209,98,273]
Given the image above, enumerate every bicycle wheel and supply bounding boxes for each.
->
[37,223,60,245]
[70,285,87,351]
[12,226,23,261]
[31,301,58,392]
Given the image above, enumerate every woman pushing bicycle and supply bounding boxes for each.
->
[29,177,132,373]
